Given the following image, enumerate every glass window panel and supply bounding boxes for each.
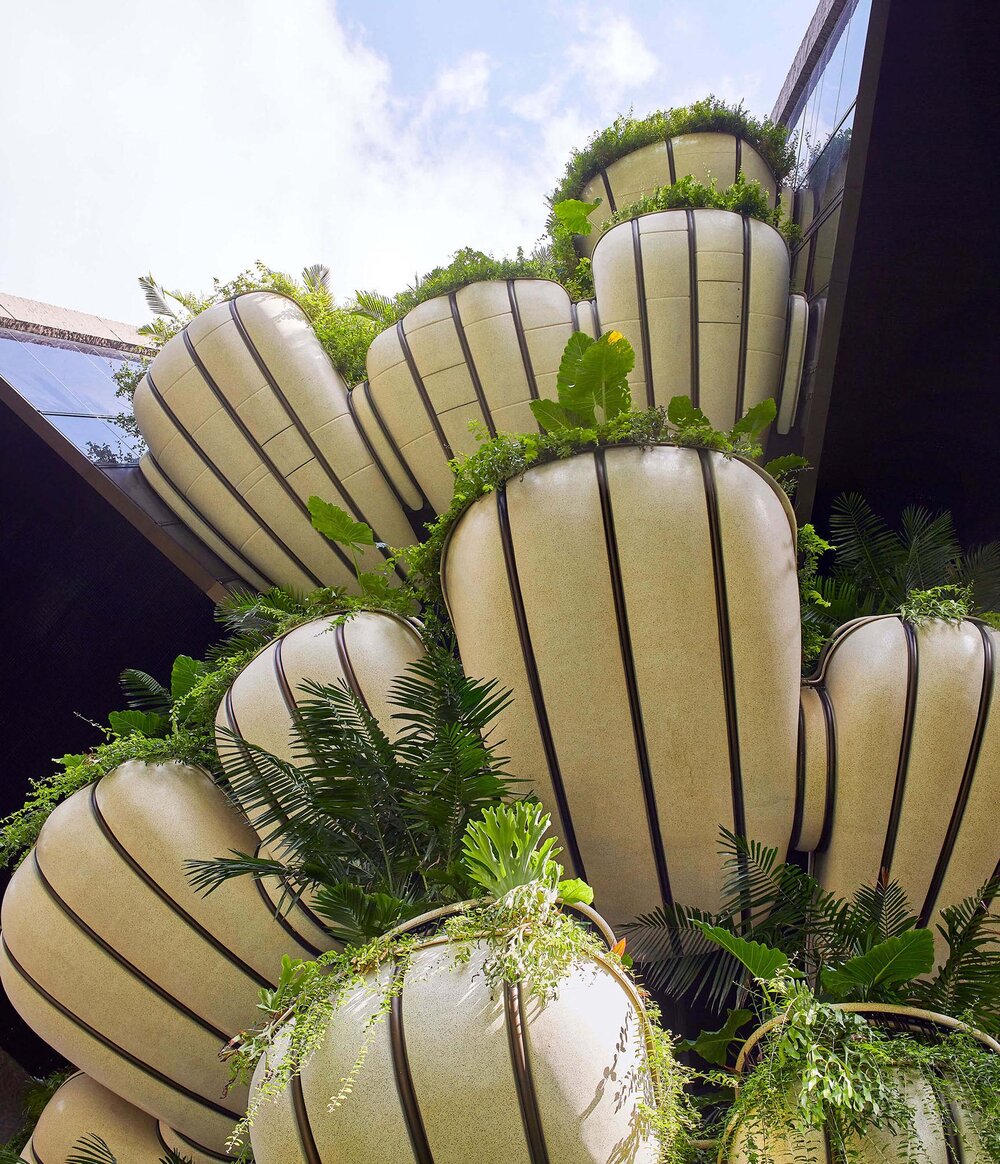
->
[0,333,89,412]
[814,18,849,147]
[808,105,855,213]
[12,336,128,414]
[42,413,142,465]
[837,0,873,122]
[808,203,842,296]
[0,330,138,417]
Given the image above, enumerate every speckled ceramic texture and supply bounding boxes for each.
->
[0,760,319,1156]
[800,616,1000,948]
[440,445,801,923]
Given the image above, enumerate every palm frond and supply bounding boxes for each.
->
[896,505,962,597]
[138,274,180,320]
[352,289,399,328]
[302,263,331,293]
[957,541,1000,611]
[67,1136,118,1164]
[829,493,903,607]
[119,667,171,714]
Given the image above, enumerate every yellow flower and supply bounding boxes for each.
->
[608,330,625,344]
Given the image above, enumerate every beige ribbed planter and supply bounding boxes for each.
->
[440,445,801,923]
[799,616,1000,942]
[729,1006,999,1164]
[0,760,319,1157]
[577,132,779,260]
[21,1072,228,1164]
[249,904,659,1164]
[217,609,426,949]
[133,291,415,593]
[355,279,600,515]
[593,209,807,433]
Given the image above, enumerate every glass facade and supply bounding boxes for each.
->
[0,328,142,465]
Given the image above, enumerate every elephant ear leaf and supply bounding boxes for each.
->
[821,929,935,1001]
[693,921,789,981]
[529,398,578,433]
[731,397,776,441]
[170,654,208,702]
[108,709,170,739]
[684,1007,754,1066]
[308,497,375,551]
[573,330,634,422]
[552,197,602,237]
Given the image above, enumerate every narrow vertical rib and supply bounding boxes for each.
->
[686,210,700,407]
[880,620,919,880]
[449,292,496,437]
[389,966,434,1163]
[290,1075,323,1164]
[504,982,550,1164]
[630,219,655,409]
[395,320,453,460]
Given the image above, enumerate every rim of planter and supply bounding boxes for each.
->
[734,1002,1000,1076]
[590,206,790,265]
[381,896,618,948]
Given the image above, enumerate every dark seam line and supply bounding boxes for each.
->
[145,372,322,587]
[0,936,241,1120]
[776,294,795,429]
[630,218,655,410]
[88,784,273,990]
[345,384,419,519]
[735,215,752,423]
[182,330,355,580]
[816,685,837,853]
[930,1072,964,1164]
[291,1075,323,1164]
[735,136,742,184]
[790,700,806,853]
[665,136,677,184]
[569,301,580,331]
[31,852,229,1042]
[157,1122,233,1163]
[145,450,262,582]
[599,166,617,213]
[920,622,995,924]
[449,292,497,438]
[880,621,919,880]
[594,449,671,904]
[504,982,550,1164]
[250,859,325,959]
[355,380,434,533]
[395,320,453,460]
[389,964,434,1164]
[507,280,539,400]
[495,486,586,879]
[686,210,700,408]
[225,680,290,828]
[592,297,602,334]
[229,298,397,577]
[28,1145,44,1164]
[334,622,372,713]
[698,451,746,839]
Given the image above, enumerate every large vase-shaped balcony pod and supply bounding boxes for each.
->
[21,1072,225,1164]
[729,1006,999,1164]
[798,616,1000,944]
[133,291,415,593]
[354,279,600,515]
[576,131,780,260]
[0,760,320,1158]
[593,210,807,435]
[440,446,801,924]
[217,609,426,950]
[248,905,659,1164]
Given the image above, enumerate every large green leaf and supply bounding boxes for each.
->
[667,395,711,429]
[821,929,935,1000]
[529,397,577,433]
[694,921,789,981]
[731,397,776,440]
[308,497,374,551]
[552,197,602,237]
[107,709,170,739]
[555,331,597,425]
[684,1007,754,1066]
[170,654,208,702]
[571,331,634,421]
[557,877,594,905]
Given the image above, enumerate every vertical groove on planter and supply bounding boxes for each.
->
[686,210,701,407]
[0,937,242,1120]
[290,1076,322,1164]
[396,321,454,460]
[449,292,496,438]
[157,1123,232,1163]
[228,298,398,576]
[698,451,746,840]
[630,220,655,410]
[816,686,838,853]
[495,486,586,879]
[880,622,920,880]
[389,967,435,1164]
[735,216,752,422]
[790,702,806,852]
[569,301,580,331]
[504,982,550,1164]
[598,166,617,213]
[334,622,372,713]
[507,281,539,400]
[144,450,262,583]
[665,136,677,184]
[145,373,323,587]
[181,331,356,580]
[359,380,435,522]
[735,137,742,184]
[88,784,273,990]
[594,449,671,904]
[920,622,995,924]
[929,1074,963,1164]
[30,851,230,1043]
[223,686,289,826]
[776,295,795,429]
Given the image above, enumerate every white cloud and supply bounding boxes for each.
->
[566,10,660,96]
[422,51,494,118]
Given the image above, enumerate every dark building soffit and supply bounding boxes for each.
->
[772,0,853,124]
[0,376,230,603]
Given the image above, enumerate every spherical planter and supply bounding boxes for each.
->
[576,132,779,260]
[799,616,1000,938]
[440,445,801,923]
[592,209,807,433]
[729,1005,1000,1164]
[0,760,320,1157]
[217,609,426,949]
[21,1072,228,1164]
[355,279,599,515]
[248,904,660,1164]
[133,291,415,593]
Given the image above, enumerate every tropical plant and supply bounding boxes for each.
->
[0,1069,72,1161]
[62,1134,191,1164]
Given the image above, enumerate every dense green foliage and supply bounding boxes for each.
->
[0,1070,72,1162]
[549,96,797,208]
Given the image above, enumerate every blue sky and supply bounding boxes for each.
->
[0,1,814,323]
